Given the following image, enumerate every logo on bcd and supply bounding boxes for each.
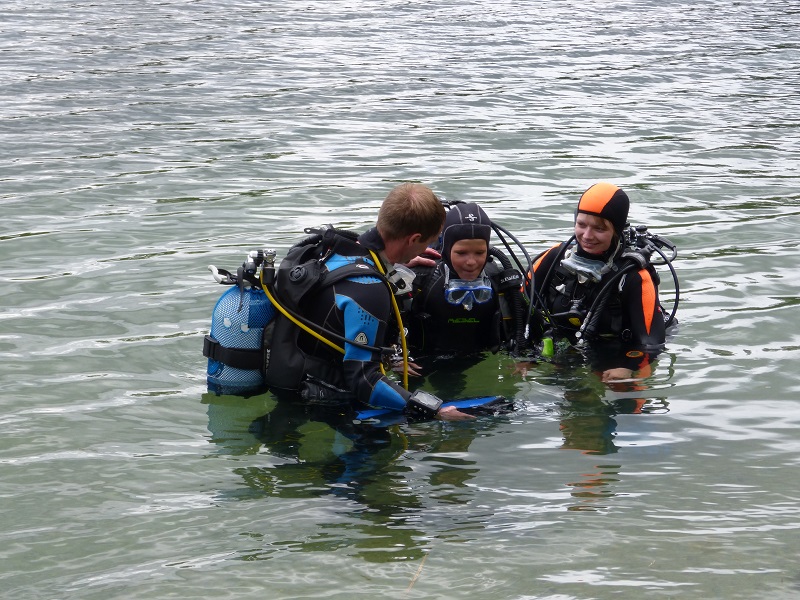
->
[354,332,369,345]
[501,274,520,284]
[289,266,306,282]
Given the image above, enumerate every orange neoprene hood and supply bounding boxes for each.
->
[576,182,630,235]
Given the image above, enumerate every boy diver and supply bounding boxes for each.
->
[403,202,527,375]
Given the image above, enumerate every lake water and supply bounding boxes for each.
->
[2,1,799,598]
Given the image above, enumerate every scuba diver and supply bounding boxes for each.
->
[526,182,679,382]
[204,183,473,421]
[403,201,528,371]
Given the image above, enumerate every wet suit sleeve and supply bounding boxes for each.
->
[333,279,411,411]
[616,267,667,372]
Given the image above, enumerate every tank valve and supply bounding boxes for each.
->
[264,249,277,267]
[262,249,277,286]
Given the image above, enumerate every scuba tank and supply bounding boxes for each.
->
[203,253,277,395]
[202,228,403,397]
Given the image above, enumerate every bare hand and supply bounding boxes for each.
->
[435,405,476,421]
[392,360,423,377]
[405,248,442,269]
[601,368,635,382]
[512,361,535,377]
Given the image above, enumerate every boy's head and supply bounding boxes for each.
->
[441,202,492,276]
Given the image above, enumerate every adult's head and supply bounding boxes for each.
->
[574,182,630,256]
[441,202,492,280]
[378,183,446,264]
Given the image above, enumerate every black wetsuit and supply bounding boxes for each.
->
[530,242,666,372]
[406,258,511,357]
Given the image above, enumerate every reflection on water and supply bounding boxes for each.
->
[517,344,675,512]
[559,382,671,456]
[204,390,505,562]
[203,341,678,546]
[558,388,670,512]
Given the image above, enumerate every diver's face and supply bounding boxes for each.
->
[390,231,440,264]
[575,213,614,255]
[450,239,488,280]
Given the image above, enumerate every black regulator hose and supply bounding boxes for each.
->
[651,243,680,328]
[489,246,528,353]
[529,237,575,331]
[576,262,638,342]
[491,221,534,277]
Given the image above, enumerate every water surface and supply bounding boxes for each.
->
[2,1,799,598]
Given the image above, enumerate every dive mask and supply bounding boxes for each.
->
[444,266,493,311]
[559,248,615,284]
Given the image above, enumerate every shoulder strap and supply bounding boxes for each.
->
[275,232,384,309]
[320,260,386,288]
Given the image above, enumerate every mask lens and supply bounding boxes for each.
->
[445,288,470,304]
[471,287,493,303]
[444,277,493,305]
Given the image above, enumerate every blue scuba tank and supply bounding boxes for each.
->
[206,285,276,394]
